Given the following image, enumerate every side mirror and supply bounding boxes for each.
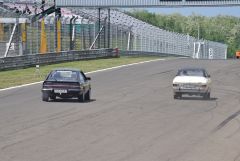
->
[86,77,91,80]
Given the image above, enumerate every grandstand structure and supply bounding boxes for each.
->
[56,0,240,7]
[0,0,227,59]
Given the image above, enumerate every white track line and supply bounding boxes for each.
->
[86,58,164,74]
[0,58,165,92]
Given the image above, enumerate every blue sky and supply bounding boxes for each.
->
[147,7,240,17]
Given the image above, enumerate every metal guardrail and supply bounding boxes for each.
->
[119,50,189,57]
[0,48,193,70]
[0,48,117,70]
[1,47,229,70]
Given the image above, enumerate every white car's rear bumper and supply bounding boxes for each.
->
[173,86,210,95]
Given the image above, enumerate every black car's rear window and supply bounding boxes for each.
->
[47,70,79,82]
[177,69,205,77]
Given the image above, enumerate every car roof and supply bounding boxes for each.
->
[178,68,206,71]
[52,68,82,72]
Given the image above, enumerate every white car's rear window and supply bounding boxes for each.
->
[178,69,205,77]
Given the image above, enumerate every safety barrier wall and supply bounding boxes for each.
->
[119,50,188,57]
[0,48,117,70]
[1,47,228,70]
[0,48,191,70]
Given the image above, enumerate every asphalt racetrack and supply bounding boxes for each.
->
[1,58,240,161]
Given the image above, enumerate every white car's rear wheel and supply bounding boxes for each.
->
[174,94,177,99]
[174,93,182,99]
[207,92,210,99]
[203,92,210,99]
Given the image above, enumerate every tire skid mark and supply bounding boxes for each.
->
[113,114,213,161]
[203,99,218,113]
[13,107,75,125]
[234,152,240,161]
[213,110,240,132]
[212,73,240,134]
[225,97,240,138]
[150,70,174,76]
[0,111,104,151]
[0,107,76,129]
[0,102,125,151]
[196,100,218,129]
[173,99,218,120]
[225,118,240,139]
[1,137,30,151]
[0,108,79,139]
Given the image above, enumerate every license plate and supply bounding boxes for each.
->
[182,85,196,89]
[54,89,67,94]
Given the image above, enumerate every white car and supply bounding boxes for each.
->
[172,68,211,99]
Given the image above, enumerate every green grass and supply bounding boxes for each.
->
[0,56,161,89]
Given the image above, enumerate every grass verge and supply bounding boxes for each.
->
[0,56,161,89]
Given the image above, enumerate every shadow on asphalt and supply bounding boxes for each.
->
[177,97,218,101]
[48,99,96,103]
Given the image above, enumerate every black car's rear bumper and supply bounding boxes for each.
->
[42,88,83,98]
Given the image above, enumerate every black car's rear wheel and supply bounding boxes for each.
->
[174,94,177,99]
[42,92,49,102]
[203,92,210,100]
[50,95,56,100]
[85,89,91,101]
[174,93,182,99]
[78,93,85,102]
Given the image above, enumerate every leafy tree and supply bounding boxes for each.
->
[127,10,240,58]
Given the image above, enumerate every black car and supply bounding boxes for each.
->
[42,68,91,102]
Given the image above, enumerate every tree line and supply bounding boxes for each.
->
[127,10,240,58]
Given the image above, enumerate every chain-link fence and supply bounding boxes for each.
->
[0,4,228,59]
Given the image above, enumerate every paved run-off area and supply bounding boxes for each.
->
[0,58,240,161]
